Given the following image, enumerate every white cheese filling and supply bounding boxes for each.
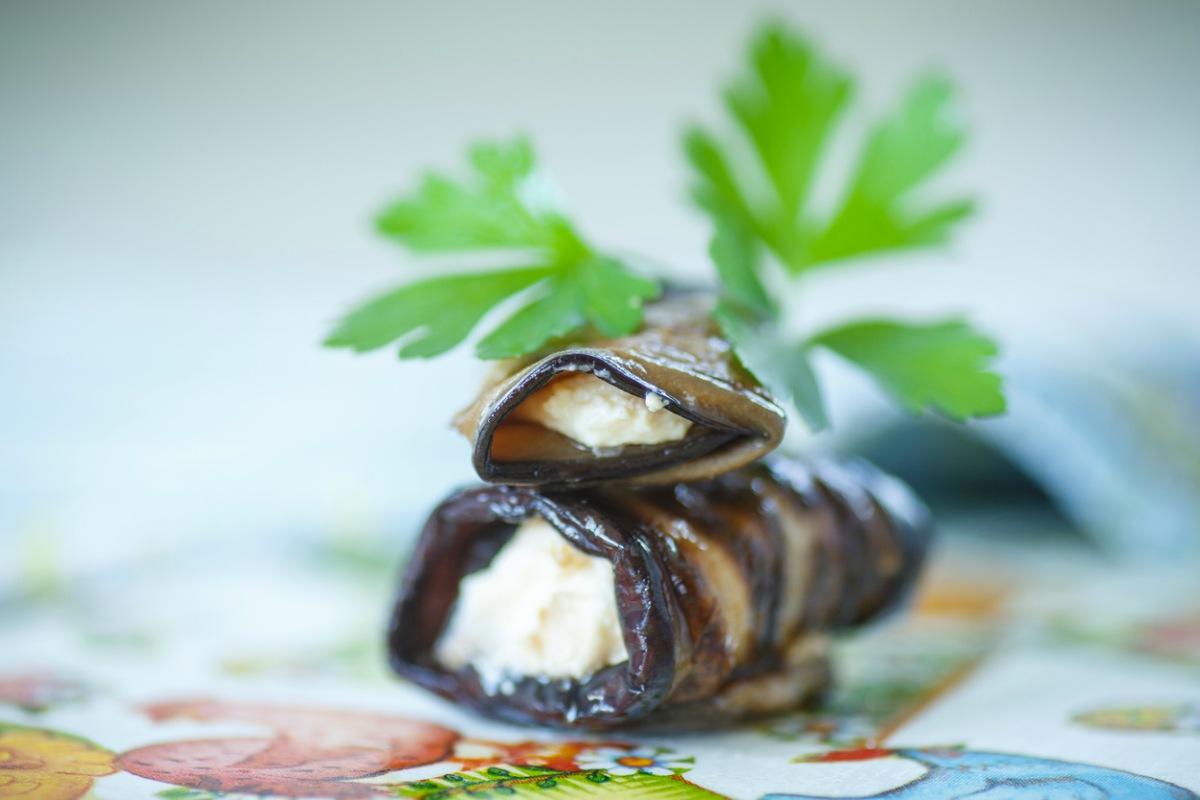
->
[435,516,629,687]
[511,374,692,448]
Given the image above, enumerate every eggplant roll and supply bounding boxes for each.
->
[454,296,786,487]
[388,457,931,729]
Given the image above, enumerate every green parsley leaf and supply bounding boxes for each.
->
[724,25,852,236]
[685,127,753,227]
[687,23,972,274]
[710,219,773,318]
[475,276,585,359]
[809,318,1005,420]
[578,257,660,337]
[709,221,827,427]
[689,21,1000,430]
[327,138,660,360]
[475,257,659,358]
[376,139,581,254]
[808,76,975,265]
[714,300,829,431]
[323,267,552,357]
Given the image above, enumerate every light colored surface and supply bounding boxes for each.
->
[1,531,1197,797]
[435,516,628,685]
[2,8,1198,794]
[512,375,692,448]
[2,1,1198,582]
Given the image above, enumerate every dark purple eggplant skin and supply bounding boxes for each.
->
[387,457,932,730]
[454,296,787,488]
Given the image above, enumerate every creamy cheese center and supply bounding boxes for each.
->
[435,516,629,686]
[511,374,692,448]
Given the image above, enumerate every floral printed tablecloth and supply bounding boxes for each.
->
[3,529,1198,799]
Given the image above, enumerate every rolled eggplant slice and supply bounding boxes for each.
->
[454,296,786,487]
[388,457,932,729]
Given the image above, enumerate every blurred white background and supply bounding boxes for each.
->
[3,1,1199,587]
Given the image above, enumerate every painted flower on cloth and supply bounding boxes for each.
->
[1073,703,1200,734]
[0,675,89,713]
[575,747,692,776]
[0,723,116,800]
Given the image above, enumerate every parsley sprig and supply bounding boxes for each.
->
[326,22,1005,431]
[325,139,658,359]
[689,24,1003,428]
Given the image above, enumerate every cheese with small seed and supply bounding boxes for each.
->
[512,374,692,448]
[436,517,629,686]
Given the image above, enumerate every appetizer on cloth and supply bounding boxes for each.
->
[455,295,786,487]
[327,21,1004,734]
[387,457,931,729]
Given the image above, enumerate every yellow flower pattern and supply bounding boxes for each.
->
[0,724,116,800]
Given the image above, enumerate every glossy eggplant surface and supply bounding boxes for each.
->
[455,296,786,488]
[388,457,931,729]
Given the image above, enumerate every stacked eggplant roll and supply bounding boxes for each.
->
[388,298,932,729]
